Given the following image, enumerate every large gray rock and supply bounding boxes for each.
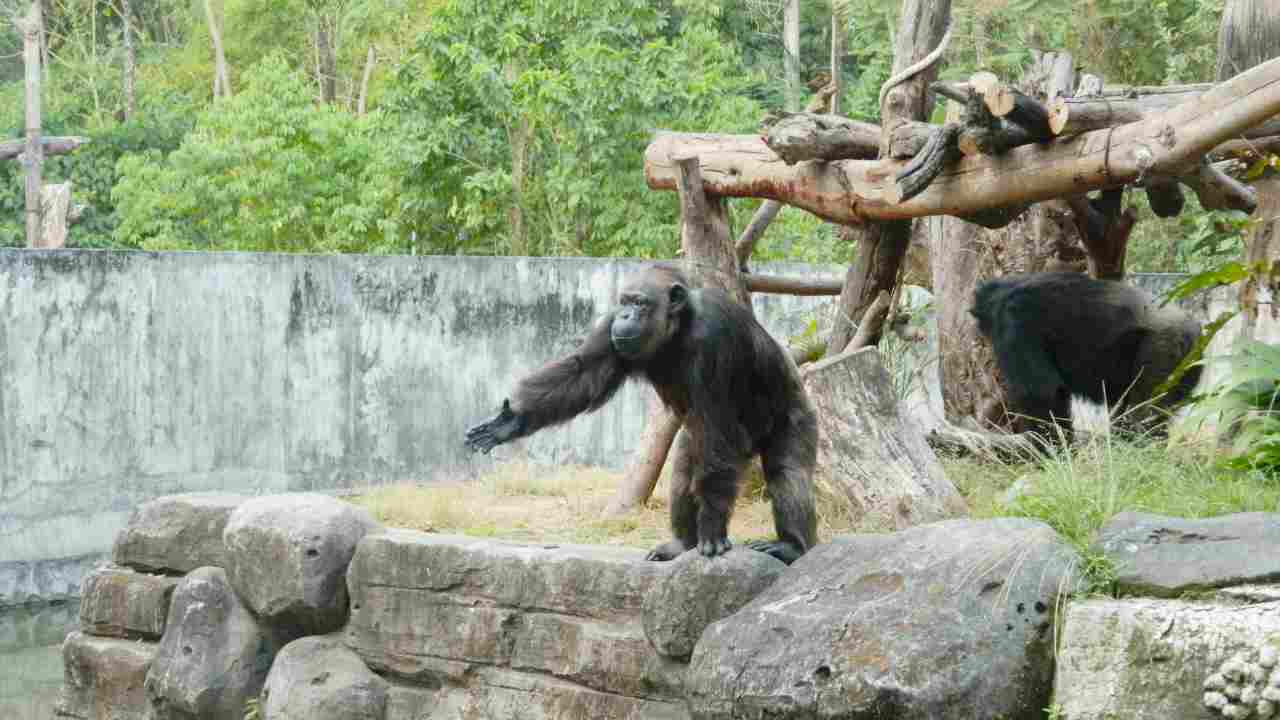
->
[145,566,279,720]
[383,666,689,720]
[345,531,686,705]
[78,564,180,640]
[55,630,156,720]
[1055,597,1280,720]
[260,635,388,720]
[802,348,967,530]
[113,493,248,573]
[1096,511,1280,597]
[223,493,379,636]
[686,518,1080,720]
[642,548,786,660]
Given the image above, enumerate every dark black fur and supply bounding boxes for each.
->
[465,265,818,564]
[971,272,1203,439]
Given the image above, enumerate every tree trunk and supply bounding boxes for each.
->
[607,155,746,516]
[205,0,231,98]
[1221,0,1280,345]
[829,8,845,115]
[120,0,136,119]
[315,20,337,104]
[783,0,801,114]
[40,181,71,249]
[505,62,530,256]
[826,0,951,353]
[357,46,375,115]
[19,2,43,249]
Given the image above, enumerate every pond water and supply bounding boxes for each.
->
[0,601,77,720]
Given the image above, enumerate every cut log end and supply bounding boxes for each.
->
[1048,96,1069,135]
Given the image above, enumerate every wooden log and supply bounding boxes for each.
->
[643,54,1280,224]
[975,72,1054,137]
[1051,91,1280,137]
[18,2,43,248]
[734,201,782,270]
[39,181,71,249]
[0,135,89,160]
[1096,82,1214,97]
[764,113,935,163]
[1049,93,1195,135]
[969,72,1015,116]
[1181,158,1259,213]
[894,123,960,202]
[764,113,881,163]
[843,290,892,353]
[744,274,842,296]
[605,396,680,517]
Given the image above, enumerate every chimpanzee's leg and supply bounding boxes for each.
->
[749,411,818,565]
[645,430,698,561]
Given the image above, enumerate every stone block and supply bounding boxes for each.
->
[145,567,278,719]
[260,635,388,720]
[113,493,248,574]
[55,630,156,720]
[344,531,686,702]
[686,518,1080,719]
[223,493,379,637]
[642,548,785,660]
[1055,597,1280,719]
[1096,511,1280,597]
[78,564,180,640]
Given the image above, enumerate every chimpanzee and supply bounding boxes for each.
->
[464,264,818,564]
[970,272,1203,439]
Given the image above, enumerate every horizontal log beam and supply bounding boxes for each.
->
[1051,92,1280,138]
[0,136,89,160]
[644,55,1280,224]
[744,273,843,295]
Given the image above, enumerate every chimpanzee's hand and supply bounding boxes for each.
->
[464,400,526,454]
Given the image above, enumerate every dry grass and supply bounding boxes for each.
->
[350,460,894,550]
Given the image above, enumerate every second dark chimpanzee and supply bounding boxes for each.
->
[464,264,818,564]
[970,272,1203,439]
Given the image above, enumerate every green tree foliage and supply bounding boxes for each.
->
[113,54,380,251]
[0,0,1238,265]
[365,0,762,257]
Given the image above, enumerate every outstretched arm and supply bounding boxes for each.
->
[464,317,629,454]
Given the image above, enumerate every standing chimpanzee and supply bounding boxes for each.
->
[970,272,1203,440]
[464,264,818,564]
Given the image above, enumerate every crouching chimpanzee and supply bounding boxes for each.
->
[464,264,818,565]
[971,272,1203,441]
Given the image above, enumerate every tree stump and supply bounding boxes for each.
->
[802,347,966,530]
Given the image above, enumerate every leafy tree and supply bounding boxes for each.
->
[368,0,762,258]
[112,54,380,251]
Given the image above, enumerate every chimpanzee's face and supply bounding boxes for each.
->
[610,278,687,361]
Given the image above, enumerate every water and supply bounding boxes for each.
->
[0,601,77,720]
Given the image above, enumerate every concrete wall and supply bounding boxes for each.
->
[0,249,1242,606]
[0,250,839,605]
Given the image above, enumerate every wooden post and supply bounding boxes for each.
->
[827,0,951,352]
[18,2,43,249]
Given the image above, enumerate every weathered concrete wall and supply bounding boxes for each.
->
[0,250,1242,606]
[0,250,838,605]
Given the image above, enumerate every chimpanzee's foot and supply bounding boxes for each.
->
[747,539,805,565]
[697,536,732,558]
[645,539,691,562]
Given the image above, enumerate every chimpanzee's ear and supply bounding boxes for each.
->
[668,283,688,313]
